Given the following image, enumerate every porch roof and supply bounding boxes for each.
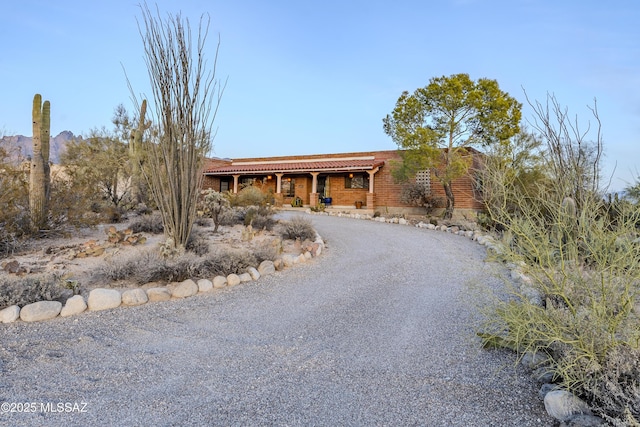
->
[204,158,385,175]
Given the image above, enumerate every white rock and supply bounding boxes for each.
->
[399,218,408,225]
[197,279,213,293]
[227,274,241,286]
[238,273,252,282]
[88,288,122,311]
[146,287,171,302]
[282,254,295,267]
[427,223,436,230]
[544,390,592,422]
[60,295,87,317]
[0,305,20,323]
[122,288,149,306]
[258,260,276,276]
[212,276,227,288]
[171,279,198,298]
[296,253,306,263]
[20,301,62,322]
[304,251,312,260]
[246,267,260,280]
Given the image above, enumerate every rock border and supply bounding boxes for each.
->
[0,231,325,325]
[308,209,605,426]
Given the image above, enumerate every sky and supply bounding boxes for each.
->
[1,0,638,192]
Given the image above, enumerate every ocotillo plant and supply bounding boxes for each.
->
[29,94,51,231]
[129,99,148,204]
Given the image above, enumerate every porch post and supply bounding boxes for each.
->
[310,172,319,206]
[274,173,284,207]
[366,167,379,208]
[232,174,240,194]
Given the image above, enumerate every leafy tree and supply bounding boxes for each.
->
[61,127,131,210]
[383,73,522,219]
[130,4,225,252]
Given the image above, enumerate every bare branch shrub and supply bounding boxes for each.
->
[279,216,316,241]
[400,183,444,214]
[130,3,225,252]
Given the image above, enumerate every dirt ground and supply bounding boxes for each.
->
[0,215,302,293]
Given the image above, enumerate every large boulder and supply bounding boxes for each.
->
[258,260,276,276]
[246,267,260,281]
[544,390,592,422]
[171,279,198,298]
[60,295,87,317]
[146,287,171,302]
[122,288,149,306]
[212,276,227,288]
[226,274,241,287]
[0,305,20,323]
[88,288,122,311]
[20,301,62,322]
[197,279,213,293]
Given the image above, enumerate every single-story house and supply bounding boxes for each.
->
[202,149,484,216]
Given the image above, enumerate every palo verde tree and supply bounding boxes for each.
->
[383,73,522,219]
[130,3,225,252]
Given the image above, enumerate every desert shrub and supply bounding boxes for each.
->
[233,186,266,207]
[244,206,276,230]
[400,183,444,214]
[217,207,244,226]
[200,247,258,276]
[252,239,282,263]
[194,216,212,227]
[0,274,67,308]
[129,212,164,234]
[93,245,261,285]
[279,216,316,241]
[186,226,210,256]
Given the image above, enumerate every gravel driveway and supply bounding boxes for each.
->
[0,213,553,426]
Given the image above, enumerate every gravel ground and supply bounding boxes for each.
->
[0,212,555,426]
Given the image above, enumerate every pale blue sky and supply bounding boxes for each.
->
[1,0,638,191]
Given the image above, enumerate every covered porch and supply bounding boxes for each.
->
[203,156,385,211]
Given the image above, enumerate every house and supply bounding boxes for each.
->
[202,149,484,216]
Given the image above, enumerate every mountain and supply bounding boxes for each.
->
[0,131,78,164]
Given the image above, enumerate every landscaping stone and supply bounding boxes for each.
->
[212,276,227,288]
[60,295,87,317]
[197,279,213,293]
[247,267,260,280]
[273,258,283,271]
[122,288,149,306]
[146,287,171,302]
[258,260,276,276]
[20,301,62,322]
[0,305,20,323]
[88,288,122,311]
[304,251,312,260]
[544,390,592,422]
[296,253,307,263]
[282,254,295,267]
[171,279,198,298]
[227,274,241,286]
[238,273,252,283]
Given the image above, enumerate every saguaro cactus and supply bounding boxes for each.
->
[29,94,51,230]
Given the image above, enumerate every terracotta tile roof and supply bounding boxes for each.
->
[204,159,385,175]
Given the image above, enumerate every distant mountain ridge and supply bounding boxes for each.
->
[0,131,78,164]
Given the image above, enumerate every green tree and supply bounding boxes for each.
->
[61,127,131,210]
[383,73,522,219]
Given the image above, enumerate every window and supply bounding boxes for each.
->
[345,173,369,189]
[220,179,230,192]
[282,178,295,197]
